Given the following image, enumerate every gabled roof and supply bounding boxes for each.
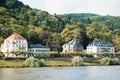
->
[69,39,77,44]
[5,33,26,40]
[29,44,50,48]
[63,39,83,48]
[88,40,114,47]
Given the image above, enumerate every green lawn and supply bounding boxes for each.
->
[46,60,71,67]
[0,60,24,67]
[0,58,102,68]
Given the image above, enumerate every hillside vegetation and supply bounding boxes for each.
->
[0,0,120,52]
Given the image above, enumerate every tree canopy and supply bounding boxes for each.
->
[0,0,120,52]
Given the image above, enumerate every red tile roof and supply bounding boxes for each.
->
[5,33,26,40]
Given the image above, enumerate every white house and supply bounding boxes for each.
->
[28,44,50,53]
[87,40,115,54]
[1,33,28,53]
[62,39,83,53]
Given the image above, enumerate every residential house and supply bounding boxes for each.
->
[28,44,50,53]
[87,40,115,54]
[62,39,83,53]
[1,33,28,53]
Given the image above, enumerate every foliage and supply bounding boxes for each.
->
[22,57,46,67]
[11,51,28,55]
[0,0,120,52]
[47,33,63,52]
[0,52,4,59]
[60,52,93,58]
[67,13,98,20]
[39,31,51,45]
[100,57,120,65]
[100,57,110,65]
[71,56,83,66]
[109,58,120,65]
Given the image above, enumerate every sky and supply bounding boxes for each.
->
[19,0,120,16]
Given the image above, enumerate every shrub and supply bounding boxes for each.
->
[100,57,110,65]
[71,56,83,66]
[100,57,120,65]
[39,59,46,67]
[109,58,120,65]
[0,52,4,59]
[22,57,46,67]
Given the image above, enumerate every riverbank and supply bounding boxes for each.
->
[0,58,102,68]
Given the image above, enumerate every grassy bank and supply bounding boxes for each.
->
[0,60,24,67]
[46,60,71,67]
[0,58,102,68]
[1,57,120,68]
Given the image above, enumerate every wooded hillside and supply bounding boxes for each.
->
[0,0,120,51]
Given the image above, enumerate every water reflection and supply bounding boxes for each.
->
[0,66,120,80]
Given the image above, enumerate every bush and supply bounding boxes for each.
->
[22,57,46,67]
[100,57,120,65]
[109,58,120,65]
[100,57,110,65]
[0,52,4,59]
[60,52,93,58]
[71,56,83,66]
[39,59,46,67]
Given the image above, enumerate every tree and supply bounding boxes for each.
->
[80,30,91,49]
[27,30,39,45]
[39,31,51,45]
[47,33,63,52]
[61,24,82,43]
[0,37,4,45]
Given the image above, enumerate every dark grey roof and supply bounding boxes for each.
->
[77,44,83,48]
[29,44,50,48]
[88,40,114,47]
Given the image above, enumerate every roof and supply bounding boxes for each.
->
[88,40,114,47]
[69,39,77,44]
[63,39,83,48]
[29,44,50,48]
[5,33,26,40]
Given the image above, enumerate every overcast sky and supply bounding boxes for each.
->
[19,0,120,16]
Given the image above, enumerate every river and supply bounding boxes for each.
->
[0,66,120,80]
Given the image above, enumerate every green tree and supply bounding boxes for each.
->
[61,24,82,43]
[47,33,63,52]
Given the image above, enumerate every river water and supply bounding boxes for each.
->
[0,66,120,80]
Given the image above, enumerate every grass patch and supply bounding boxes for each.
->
[46,60,71,67]
[0,60,24,67]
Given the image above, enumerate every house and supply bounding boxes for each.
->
[28,44,50,53]
[87,40,115,54]
[1,33,28,53]
[62,39,83,53]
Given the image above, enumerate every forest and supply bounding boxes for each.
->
[0,0,120,52]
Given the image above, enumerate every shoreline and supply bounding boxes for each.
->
[0,58,119,68]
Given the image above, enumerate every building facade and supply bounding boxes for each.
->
[87,40,115,54]
[28,44,50,53]
[62,39,83,53]
[1,33,28,53]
